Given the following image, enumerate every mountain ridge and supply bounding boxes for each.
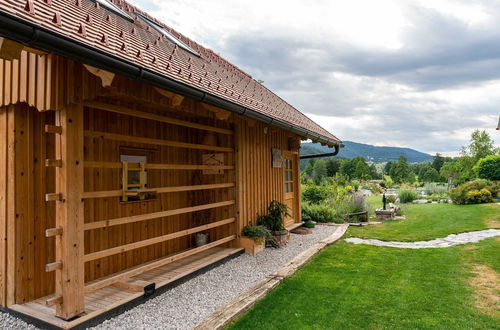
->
[301,141,433,163]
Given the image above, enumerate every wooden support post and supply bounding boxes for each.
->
[122,161,128,202]
[54,103,85,320]
[0,107,7,306]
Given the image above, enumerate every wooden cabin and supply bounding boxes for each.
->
[0,0,341,328]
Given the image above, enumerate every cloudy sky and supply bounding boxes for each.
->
[130,0,500,155]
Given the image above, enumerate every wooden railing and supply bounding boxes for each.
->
[43,102,237,318]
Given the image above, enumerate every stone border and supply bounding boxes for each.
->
[316,222,381,227]
[193,224,349,330]
[346,229,500,249]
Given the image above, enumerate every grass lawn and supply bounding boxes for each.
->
[358,196,499,241]
[228,202,500,330]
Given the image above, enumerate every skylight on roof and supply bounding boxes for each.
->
[94,0,133,21]
[136,12,200,57]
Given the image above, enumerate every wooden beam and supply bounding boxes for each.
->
[44,125,62,135]
[45,159,62,168]
[5,105,15,306]
[113,279,153,292]
[202,103,232,120]
[82,182,235,199]
[83,65,115,87]
[84,130,234,152]
[54,103,85,319]
[45,193,62,202]
[45,261,62,272]
[0,38,23,61]
[154,87,184,106]
[45,227,63,238]
[46,295,63,307]
[84,218,235,262]
[84,200,235,231]
[84,235,236,293]
[84,101,233,135]
[0,107,7,306]
[84,161,234,171]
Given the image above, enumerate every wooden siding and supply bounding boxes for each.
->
[0,50,302,310]
[234,118,301,234]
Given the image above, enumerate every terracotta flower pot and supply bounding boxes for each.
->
[272,229,289,247]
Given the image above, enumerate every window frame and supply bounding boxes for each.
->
[93,0,133,21]
[135,12,201,57]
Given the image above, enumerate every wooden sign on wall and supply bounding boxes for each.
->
[271,148,282,168]
[203,153,224,174]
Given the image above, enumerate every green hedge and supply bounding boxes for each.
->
[449,179,498,205]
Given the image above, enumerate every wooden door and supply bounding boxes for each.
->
[283,152,297,228]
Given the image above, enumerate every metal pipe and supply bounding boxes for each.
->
[299,145,340,159]
[0,10,342,147]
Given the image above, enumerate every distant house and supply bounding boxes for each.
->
[0,0,341,327]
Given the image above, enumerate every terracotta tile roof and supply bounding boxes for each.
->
[0,0,341,144]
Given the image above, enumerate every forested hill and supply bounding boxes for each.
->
[301,141,433,163]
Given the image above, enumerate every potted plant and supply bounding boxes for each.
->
[257,200,290,247]
[240,225,271,254]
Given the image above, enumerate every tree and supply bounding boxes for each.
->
[384,161,393,175]
[389,156,414,183]
[461,130,499,163]
[312,159,327,184]
[474,155,500,181]
[456,130,499,183]
[440,162,460,184]
[353,158,370,179]
[419,165,441,182]
[325,158,340,177]
[339,158,357,178]
[431,153,445,172]
[303,159,316,179]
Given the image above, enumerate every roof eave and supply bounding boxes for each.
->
[0,10,341,147]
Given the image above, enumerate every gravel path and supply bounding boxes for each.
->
[0,225,340,330]
[346,229,500,249]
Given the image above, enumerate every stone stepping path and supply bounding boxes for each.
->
[346,229,500,249]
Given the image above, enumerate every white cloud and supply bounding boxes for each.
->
[130,0,500,155]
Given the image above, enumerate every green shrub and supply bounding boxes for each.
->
[257,200,290,231]
[302,184,329,204]
[449,179,498,205]
[242,225,271,244]
[303,220,316,228]
[301,203,343,223]
[398,189,419,203]
[386,194,397,203]
[474,155,500,181]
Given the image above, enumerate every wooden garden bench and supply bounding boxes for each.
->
[342,211,368,222]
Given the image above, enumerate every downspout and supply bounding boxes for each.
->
[299,145,340,160]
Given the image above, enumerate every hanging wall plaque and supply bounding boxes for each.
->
[271,148,282,168]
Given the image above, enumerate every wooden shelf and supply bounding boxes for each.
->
[9,247,243,329]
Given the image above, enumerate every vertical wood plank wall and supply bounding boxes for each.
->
[0,50,303,306]
[234,117,301,235]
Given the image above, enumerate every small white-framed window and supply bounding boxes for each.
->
[94,0,133,21]
[135,12,200,57]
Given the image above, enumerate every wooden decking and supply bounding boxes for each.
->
[9,247,243,329]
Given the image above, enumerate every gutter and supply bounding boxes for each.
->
[299,145,340,159]
[0,10,342,148]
